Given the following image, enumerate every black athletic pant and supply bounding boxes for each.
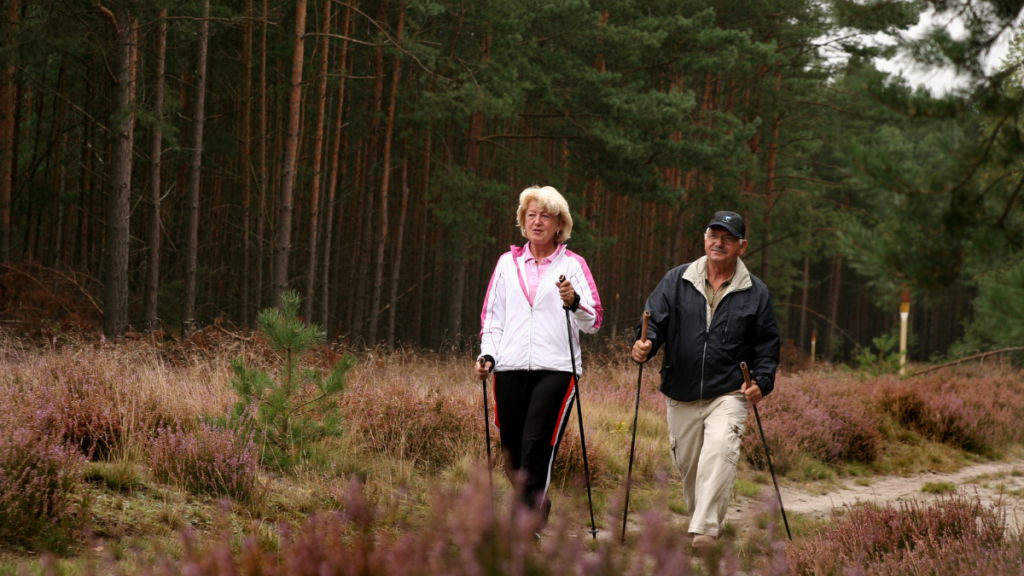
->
[492,370,576,511]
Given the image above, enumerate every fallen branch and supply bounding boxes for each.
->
[909,347,1024,377]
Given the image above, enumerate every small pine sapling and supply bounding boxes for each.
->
[230,290,355,467]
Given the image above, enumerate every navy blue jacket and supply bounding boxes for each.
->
[635,258,780,402]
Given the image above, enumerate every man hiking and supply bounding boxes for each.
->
[631,211,780,552]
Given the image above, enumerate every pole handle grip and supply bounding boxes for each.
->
[558,275,566,283]
[740,361,752,386]
[640,311,650,342]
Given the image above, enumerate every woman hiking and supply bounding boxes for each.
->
[474,185,603,526]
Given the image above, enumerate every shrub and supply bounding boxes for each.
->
[552,423,608,488]
[347,382,483,470]
[871,372,1024,455]
[0,422,86,551]
[787,495,1015,575]
[149,422,262,505]
[128,471,723,576]
[742,374,881,473]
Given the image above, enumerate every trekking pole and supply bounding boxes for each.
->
[741,361,791,541]
[621,310,650,544]
[559,275,599,539]
[478,358,494,494]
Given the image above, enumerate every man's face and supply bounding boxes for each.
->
[704,225,746,266]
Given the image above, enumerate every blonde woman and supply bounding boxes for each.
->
[474,186,603,523]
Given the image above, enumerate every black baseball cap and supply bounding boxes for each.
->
[706,211,745,238]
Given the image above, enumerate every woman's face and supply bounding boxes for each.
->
[524,200,560,246]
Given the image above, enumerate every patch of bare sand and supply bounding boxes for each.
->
[730,459,1024,537]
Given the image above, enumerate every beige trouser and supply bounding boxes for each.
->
[666,390,747,537]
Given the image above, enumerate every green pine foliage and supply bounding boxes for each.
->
[230,291,355,468]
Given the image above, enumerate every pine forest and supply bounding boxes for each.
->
[1,0,1023,362]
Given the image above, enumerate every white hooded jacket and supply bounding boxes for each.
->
[479,244,602,374]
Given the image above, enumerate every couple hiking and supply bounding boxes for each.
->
[473,186,781,550]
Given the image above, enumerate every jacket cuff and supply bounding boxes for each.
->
[563,293,581,312]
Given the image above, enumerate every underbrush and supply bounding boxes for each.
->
[2,337,1024,572]
[149,422,263,506]
[871,371,1024,455]
[787,494,1023,575]
[741,371,881,474]
[0,422,87,551]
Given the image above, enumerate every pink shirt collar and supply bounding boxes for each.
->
[524,243,556,303]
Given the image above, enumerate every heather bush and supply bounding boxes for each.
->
[129,471,752,576]
[0,420,87,551]
[787,495,1020,575]
[872,370,1024,454]
[149,422,263,505]
[552,423,608,488]
[346,380,484,470]
[742,373,881,473]
[229,290,354,468]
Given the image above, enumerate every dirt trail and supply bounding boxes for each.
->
[733,458,1024,536]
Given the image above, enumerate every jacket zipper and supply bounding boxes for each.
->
[700,329,708,400]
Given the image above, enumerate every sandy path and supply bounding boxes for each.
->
[732,458,1024,536]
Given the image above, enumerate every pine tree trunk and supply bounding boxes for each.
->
[761,110,779,283]
[144,8,166,332]
[369,6,403,346]
[799,254,809,352]
[102,5,139,340]
[240,0,253,328]
[321,5,351,331]
[51,56,68,268]
[354,5,387,344]
[449,259,465,347]
[272,0,308,309]
[827,255,843,362]
[255,0,268,312]
[0,0,18,263]
[409,126,430,346]
[387,148,409,352]
[182,0,210,334]
[302,0,331,321]
[761,66,782,284]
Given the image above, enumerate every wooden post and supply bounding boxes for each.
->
[810,329,816,365]
[899,290,910,376]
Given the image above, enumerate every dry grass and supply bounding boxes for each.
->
[2,336,1024,574]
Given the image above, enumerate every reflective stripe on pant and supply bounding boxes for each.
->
[666,390,747,537]
[493,370,575,509]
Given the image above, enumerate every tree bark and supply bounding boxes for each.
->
[144,8,167,332]
[761,66,782,284]
[827,255,843,362]
[0,0,18,263]
[239,0,253,328]
[799,254,809,352]
[353,2,387,344]
[387,147,409,352]
[50,55,68,268]
[272,0,308,309]
[409,126,431,346]
[369,5,403,345]
[302,0,331,321]
[102,4,139,340]
[321,4,352,331]
[182,0,210,334]
[255,0,268,313]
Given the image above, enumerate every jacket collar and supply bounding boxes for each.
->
[682,255,752,301]
[511,243,566,261]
